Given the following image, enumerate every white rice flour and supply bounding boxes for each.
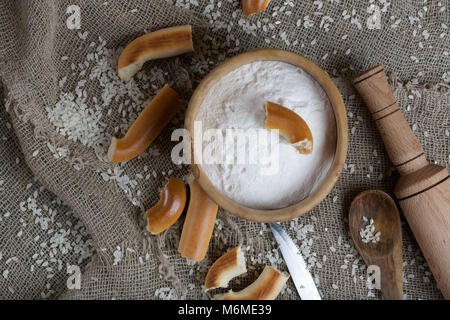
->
[196,61,336,210]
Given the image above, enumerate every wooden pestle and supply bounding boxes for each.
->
[353,65,450,299]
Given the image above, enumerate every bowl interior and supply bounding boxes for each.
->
[185,49,348,222]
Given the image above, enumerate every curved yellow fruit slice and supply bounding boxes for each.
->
[146,178,187,235]
[178,176,218,261]
[107,85,184,163]
[204,246,247,291]
[118,25,194,82]
[242,0,272,17]
[265,101,313,154]
[213,266,289,300]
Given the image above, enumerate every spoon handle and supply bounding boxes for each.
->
[372,255,403,300]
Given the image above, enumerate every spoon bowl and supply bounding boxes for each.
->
[349,190,403,300]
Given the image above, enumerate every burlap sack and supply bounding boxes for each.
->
[0,0,448,299]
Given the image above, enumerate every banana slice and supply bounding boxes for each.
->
[265,101,313,154]
[213,266,289,300]
[178,174,218,261]
[242,0,272,17]
[146,178,187,235]
[118,25,194,82]
[204,246,247,291]
[107,85,184,162]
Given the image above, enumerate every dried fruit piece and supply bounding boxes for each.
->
[146,178,187,235]
[204,246,247,291]
[107,85,184,162]
[265,101,313,154]
[118,25,194,82]
[178,175,218,261]
[242,0,272,17]
[213,266,289,300]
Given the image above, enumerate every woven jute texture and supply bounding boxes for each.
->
[0,0,448,299]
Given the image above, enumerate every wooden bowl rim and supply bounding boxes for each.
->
[185,48,348,222]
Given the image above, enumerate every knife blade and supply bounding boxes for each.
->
[269,222,322,300]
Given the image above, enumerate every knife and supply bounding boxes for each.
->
[269,222,322,300]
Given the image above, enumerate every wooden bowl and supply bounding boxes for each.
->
[185,49,348,222]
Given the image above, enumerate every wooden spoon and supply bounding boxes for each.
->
[349,190,403,300]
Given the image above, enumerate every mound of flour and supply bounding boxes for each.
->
[196,61,336,210]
